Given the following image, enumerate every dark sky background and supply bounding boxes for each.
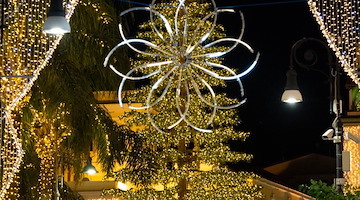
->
[214,0,342,168]
[128,0,348,169]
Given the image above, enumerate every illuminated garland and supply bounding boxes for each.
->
[1,113,22,199]
[104,0,259,133]
[29,103,71,199]
[307,0,360,86]
[0,0,78,197]
[343,126,360,188]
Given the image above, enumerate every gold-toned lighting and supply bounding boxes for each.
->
[308,0,360,86]
[0,0,78,197]
[116,181,132,191]
[102,1,262,199]
[104,0,259,133]
[343,126,360,188]
[29,102,71,199]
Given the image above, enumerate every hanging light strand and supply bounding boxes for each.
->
[0,0,78,197]
[308,0,360,86]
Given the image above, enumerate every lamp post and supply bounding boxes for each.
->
[54,126,61,200]
[281,37,345,193]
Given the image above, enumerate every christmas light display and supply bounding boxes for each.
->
[104,0,259,133]
[308,0,360,86]
[103,1,262,199]
[0,0,77,197]
[344,126,360,188]
[28,102,71,199]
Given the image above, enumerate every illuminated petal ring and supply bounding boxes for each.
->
[104,0,259,133]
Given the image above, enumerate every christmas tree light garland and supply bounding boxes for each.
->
[308,0,360,86]
[0,0,78,197]
[29,102,71,199]
[104,0,259,133]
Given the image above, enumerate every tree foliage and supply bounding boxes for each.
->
[17,0,136,198]
[299,180,360,200]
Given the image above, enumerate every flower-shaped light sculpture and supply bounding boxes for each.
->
[104,0,259,133]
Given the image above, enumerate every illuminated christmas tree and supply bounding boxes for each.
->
[103,1,262,199]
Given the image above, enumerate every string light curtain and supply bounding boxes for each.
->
[308,0,360,86]
[0,0,78,197]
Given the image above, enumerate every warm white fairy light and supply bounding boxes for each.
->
[0,0,78,197]
[343,126,360,188]
[308,0,360,86]
[0,113,23,199]
[104,0,259,133]
[29,103,71,199]
[2,0,78,114]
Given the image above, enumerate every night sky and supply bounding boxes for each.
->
[216,0,340,168]
[125,0,345,169]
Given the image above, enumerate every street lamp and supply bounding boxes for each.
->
[281,38,345,193]
[281,68,303,103]
[43,0,71,34]
[81,157,98,175]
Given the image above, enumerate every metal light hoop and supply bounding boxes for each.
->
[104,0,259,133]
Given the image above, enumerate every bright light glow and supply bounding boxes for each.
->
[199,163,214,171]
[281,90,303,103]
[116,182,131,191]
[43,16,71,34]
[84,168,97,175]
[283,98,301,104]
[82,164,98,175]
[151,183,165,191]
[44,27,68,35]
